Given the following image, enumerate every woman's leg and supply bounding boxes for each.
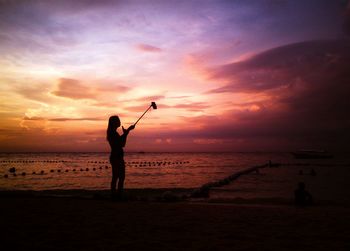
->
[111,160,119,196]
[117,160,125,196]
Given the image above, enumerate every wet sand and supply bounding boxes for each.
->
[1,196,349,251]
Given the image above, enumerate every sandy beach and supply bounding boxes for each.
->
[2,161,350,250]
[1,194,349,250]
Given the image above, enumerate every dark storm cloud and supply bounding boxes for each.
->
[186,40,350,150]
[209,40,350,93]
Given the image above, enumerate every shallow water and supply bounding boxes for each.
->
[0,152,348,190]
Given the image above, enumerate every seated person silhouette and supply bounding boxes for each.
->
[294,182,313,206]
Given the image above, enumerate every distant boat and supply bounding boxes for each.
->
[291,150,333,159]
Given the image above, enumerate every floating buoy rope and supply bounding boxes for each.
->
[1,160,190,179]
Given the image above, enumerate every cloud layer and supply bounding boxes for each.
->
[1,1,349,152]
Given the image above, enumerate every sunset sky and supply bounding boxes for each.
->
[1,0,349,152]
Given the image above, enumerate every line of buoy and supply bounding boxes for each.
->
[0,160,70,163]
[1,160,190,165]
[191,163,270,198]
[2,160,191,179]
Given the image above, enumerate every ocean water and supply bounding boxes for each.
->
[0,152,348,190]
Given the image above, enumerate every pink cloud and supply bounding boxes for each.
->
[0,127,109,152]
[23,116,104,122]
[124,102,209,112]
[172,102,210,111]
[124,104,155,112]
[91,101,118,107]
[49,117,104,122]
[136,43,162,52]
[52,78,96,100]
[183,53,213,79]
[15,83,52,103]
[96,85,130,93]
[51,78,131,101]
[133,95,165,102]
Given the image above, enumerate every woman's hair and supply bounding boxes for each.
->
[107,116,120,141]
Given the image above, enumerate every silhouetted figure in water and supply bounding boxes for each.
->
[107,116,135,200]
[294,182,313,206]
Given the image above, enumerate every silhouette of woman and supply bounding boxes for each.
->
[107,116,135,199]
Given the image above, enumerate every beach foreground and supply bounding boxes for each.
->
[1,196,349,251]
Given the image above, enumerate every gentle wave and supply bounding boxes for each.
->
[1,152,348,190]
